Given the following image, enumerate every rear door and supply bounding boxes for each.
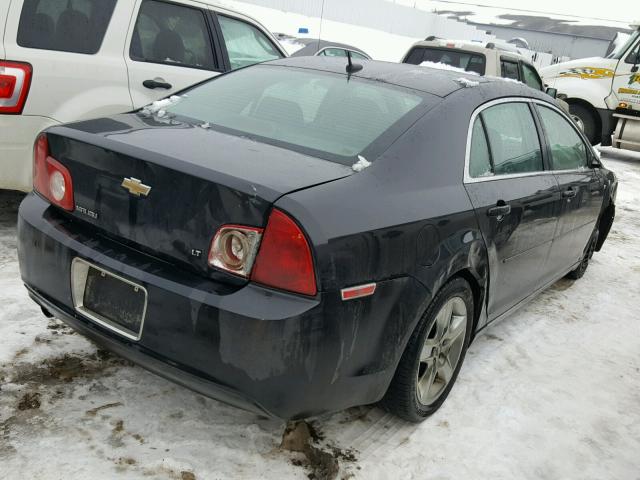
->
[534,102,605,278]
[4,0,132,121]
[464,99,561,318]
[125,0,224,108]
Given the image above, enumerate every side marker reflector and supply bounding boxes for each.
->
[341,283,377,301]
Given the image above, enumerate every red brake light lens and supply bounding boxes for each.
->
[33,134,75,211]
[251,208,317,296]
[0,61,32,114]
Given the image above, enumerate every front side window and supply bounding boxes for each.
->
[163,65,428,163]
[17,0,117,54]
[130,0,215,70]
[500,60,520,81]
[404,47,486,75]
[218,15,282,70]
[479,103,543,176]
[522,64,543,91]
[537,105,588,170]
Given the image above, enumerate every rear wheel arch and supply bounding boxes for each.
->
[450,269,483,340]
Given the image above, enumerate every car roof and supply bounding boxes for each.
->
[264,56,549,100]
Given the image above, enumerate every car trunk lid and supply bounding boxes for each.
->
[46,114,353,279]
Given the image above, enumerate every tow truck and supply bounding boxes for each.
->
[541,21,640,151]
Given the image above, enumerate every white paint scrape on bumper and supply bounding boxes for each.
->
[0,115,58,192]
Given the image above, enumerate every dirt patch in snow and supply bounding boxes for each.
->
[281,421,357,480]
[3,350,129,386]
[17,392,41,411]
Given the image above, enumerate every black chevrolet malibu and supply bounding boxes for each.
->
[17,57,616,422]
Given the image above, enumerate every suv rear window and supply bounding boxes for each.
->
[163,65,431,163]
[17,0,117,54]
[404,47,486,75]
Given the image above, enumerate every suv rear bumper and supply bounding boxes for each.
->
[18,193,425,419]
[0,115,58,191]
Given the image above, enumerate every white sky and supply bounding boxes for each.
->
[397,0,634,26]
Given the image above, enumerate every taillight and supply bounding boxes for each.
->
[208,225,263,277]
[33,134,75,211]
[251,208,317,296]
[0,61,32,114]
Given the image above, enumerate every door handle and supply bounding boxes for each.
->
[143,79,172,90]
[487,204,511,217]
[562,188,577,199]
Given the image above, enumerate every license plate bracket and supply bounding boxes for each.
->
[71,258,147,340]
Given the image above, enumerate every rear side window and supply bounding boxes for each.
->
[130,0,215,70]
[500,60,520,81]
[218,15,282,70]
[469,118,492,178]
[17,0,116,54]
[522,64,543,91]
[404,47,486,75]
[537,105,588,170]
[476,103,543,176]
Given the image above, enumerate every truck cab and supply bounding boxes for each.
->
[541,22,640,148]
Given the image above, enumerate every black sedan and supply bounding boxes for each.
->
[17,57,616,422]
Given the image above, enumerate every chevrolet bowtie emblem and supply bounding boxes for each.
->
[121,177,152,197]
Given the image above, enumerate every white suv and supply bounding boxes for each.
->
[0,0,286,191]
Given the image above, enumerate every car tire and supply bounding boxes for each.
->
[569,103,598,145]
[381,277,474,422]
[566,230,598,280]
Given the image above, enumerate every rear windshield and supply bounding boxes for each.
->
[161,65,431,164]
[404,47,486,75]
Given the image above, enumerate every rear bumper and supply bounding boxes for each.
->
[17,193,427,419]
[0,115,58,191]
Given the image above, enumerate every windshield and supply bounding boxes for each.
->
[607,30,640,59]
[404,47,486,75]
[161,65,430,164]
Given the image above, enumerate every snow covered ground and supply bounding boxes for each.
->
[1,150,639,479]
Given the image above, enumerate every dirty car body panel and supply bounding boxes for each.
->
[17,57,616,419]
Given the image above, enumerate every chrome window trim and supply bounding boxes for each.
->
[71,258,148,341]
[464,97,592,184]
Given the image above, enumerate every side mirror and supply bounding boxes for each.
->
[546,87,558,99]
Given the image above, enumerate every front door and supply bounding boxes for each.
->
[535,103,605,279]
[464,100,560,318]
[612,35,640,109]
[124,0,223,108]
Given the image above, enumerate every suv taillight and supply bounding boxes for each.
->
[251,209,317,296]
[33,134,75,211]
[0,61,32,114]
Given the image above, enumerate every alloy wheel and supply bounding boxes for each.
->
[416,297,468,406]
